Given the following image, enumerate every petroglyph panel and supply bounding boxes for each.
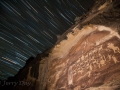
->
[54,24,120,90]
[35,23,120,90]
[73,41,120,75]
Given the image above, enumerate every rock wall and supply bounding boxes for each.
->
[39,25,120,90]
[11,0,120,90]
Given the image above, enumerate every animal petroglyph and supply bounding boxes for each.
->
[112,56,119,64]
[107,43,120,53]
[105,48,111,52]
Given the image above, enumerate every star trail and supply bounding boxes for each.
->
[0,0,94,80]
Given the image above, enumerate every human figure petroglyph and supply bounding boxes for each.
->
[107,43,120,53]
[76,58,80,63]
[89,64,92,70]
[92,57,99,65]
[91,56,96,61]
[86,64,89,68]
[86,54,89,58]
[81,55,84,60]
[103,55,106,61]
[98,54,102,60]
[88,71,91,77]
[73,67,78,75]
[98,45,103,51]
[89,51,92,56]
[73,66,83,75]
[78,69,83,74]
[97,63,101,68]
[88,53,91,57]
[91,57,97,65]
[108,54,112,61]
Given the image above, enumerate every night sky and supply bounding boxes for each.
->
[0,0,94,80]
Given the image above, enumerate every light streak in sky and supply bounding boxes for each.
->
[0,0,94,80]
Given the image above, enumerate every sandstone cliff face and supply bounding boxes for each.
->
[13,0,120,90]
[39,25,120,90]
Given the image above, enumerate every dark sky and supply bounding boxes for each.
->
[0,0,94,80]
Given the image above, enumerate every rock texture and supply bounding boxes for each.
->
[41,25,120,90]
[3,0,120,90]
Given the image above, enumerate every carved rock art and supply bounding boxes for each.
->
[107,43,120,53]
[45,24,120,90]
